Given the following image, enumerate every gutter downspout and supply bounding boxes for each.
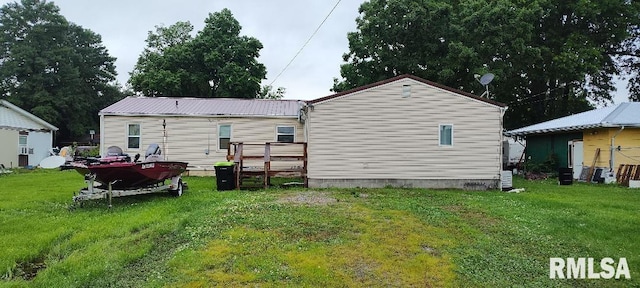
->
[162,119,167,161]
[303,111,308,142]
[99,114,105,157]
[51,130,56,152]
[298,101,309,143]
[610,126,625,171]
[499,107,508,190]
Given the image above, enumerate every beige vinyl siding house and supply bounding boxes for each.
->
[100,97,303,174]
[304,74,507,189]
[99,75,504,188]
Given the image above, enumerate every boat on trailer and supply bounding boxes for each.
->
[72,144,188,207]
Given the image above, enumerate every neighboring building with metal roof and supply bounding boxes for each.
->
[505,102,640,179]
[0,100,58,167]
[505,102,640,136]
[99,97,304,170]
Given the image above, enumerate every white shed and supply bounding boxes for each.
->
[304,74,507,189]
[0,100,58,168]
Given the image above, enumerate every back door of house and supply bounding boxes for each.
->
[18,132,28,167]
[568,140,583,179]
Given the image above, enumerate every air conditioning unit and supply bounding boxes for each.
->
[501,170,513,191]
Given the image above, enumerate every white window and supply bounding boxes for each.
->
[127,124,141,149]
[18,135,27,146]
[218,124,231,150]
[276,126,295,143]
[439,124,453,146]
[18,134,28,154]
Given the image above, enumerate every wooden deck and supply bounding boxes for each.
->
[227,142,308,189]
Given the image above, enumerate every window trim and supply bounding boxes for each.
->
[439,124,453,146]
[127,123,141,150]
[217,123,232,151]
[275,125,296,143]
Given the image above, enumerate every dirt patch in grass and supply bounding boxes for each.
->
[444,205,500,228]
[10,258,46,280]
[276,191,337,206]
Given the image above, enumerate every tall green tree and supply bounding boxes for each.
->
[129,9,267,98]
[129,21,195,97]
[334,0,640,129]
[332,0,456,92]
[0,0,122,142]
[614,2,640,102]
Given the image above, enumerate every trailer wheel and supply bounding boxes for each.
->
[170,179,183,197]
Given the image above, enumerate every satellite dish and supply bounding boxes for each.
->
[40,156,66,169]
[475,73,495,98]
[479,73,495,86]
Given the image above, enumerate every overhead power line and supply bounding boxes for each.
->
[507,86,567,107]
[268,0,342,87]
[616,151,640,162]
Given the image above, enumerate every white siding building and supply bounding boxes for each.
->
[99,97,303,174]
[304,74,506,189]
[99,75,506,188]
[0,100,58,167]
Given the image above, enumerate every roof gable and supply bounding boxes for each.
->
[307,74,506,108]
[505,102,640,136]
[100,97,302,117]
[0,100,58,131]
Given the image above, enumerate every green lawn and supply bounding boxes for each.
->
[0,169,638,287]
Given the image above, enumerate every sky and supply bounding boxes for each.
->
[0,0,631,103]
[42,0,365,101]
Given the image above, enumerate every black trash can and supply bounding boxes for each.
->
[214,162,236,191]
[558,167,573,185]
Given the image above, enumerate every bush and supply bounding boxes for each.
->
[525,153,559,174]
[76,145,100,157]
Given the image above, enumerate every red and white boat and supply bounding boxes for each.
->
[85,161,187,189]
[72,144,188,206]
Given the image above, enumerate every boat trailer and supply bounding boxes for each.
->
[72,173,185,208]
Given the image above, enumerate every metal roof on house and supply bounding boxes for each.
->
[505,102,640,136]
[0,100,58,131]
[100,97,302,117]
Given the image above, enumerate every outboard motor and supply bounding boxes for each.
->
[145,143,161,157]
[144,143,163,162]
[102,146,130,163]
[106,146,124,156]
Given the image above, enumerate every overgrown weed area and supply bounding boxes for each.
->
[0,169,638,287]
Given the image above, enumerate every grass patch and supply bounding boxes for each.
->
[0,170,638,287]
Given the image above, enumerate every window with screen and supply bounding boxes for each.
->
[218,124,231,150]
[276,126,295,143]
[127,124,141,149]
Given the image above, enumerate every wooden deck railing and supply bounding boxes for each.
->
[227,142,308,189]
